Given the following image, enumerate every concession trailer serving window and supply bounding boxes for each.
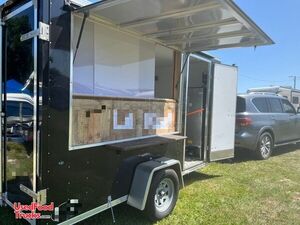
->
[70,15,182,149]
[69,0,273,150]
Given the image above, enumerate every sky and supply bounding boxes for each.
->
[1,0,299,93]
[211,0,300,93]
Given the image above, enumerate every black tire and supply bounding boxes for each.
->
[145,169,179,221]
[256,132,273,160]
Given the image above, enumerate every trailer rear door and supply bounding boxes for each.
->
[1,1,37,204]
[208,64,237,161]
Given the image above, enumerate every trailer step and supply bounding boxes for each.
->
[182,162,206,175]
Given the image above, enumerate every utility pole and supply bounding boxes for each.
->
[289,76,300,89]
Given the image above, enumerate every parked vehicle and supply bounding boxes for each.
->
[248,86,300,109]
[6,93,34,143]
[235,93,300,159]
[0,0,273,224]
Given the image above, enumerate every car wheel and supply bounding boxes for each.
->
[145,169,179,221]
[256,132,273,160]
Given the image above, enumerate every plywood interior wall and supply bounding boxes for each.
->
[72,96,177,146]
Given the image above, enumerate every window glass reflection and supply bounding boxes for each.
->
[4,6,35,204]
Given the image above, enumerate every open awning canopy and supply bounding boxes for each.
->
[71,0,274,52]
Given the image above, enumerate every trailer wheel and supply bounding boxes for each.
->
[145,169,179,221]
[256,132,273,160]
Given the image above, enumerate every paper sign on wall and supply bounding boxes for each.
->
[113,109,134,130]
[144,112,173,129]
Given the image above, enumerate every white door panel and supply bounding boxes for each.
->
[209,63,238,161]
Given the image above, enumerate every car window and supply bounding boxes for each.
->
[268,98,283,113]
[22,102,33,116]
[281,99,296,114]
[252,98,269,112]
[236,97,246,113]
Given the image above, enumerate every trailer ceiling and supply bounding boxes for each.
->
[72,0,274,52]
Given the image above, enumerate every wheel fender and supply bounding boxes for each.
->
[127,157,183,211]
[257,127,274,145]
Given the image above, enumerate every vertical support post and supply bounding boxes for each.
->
[183,53,190,138]
[203,59,214,162]
[179,53,190,169]
[32,0,38,195]
[0,10,3,203]
[69,13,74,150]
[294,76,296,89]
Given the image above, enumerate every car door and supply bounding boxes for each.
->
[296,106,300,140]
[281,98,298,141]
[268,97,290,143]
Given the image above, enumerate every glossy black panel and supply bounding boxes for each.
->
[3,5,34,204]
[37,0,49,192]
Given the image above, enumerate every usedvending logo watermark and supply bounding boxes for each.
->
[13,199,80,221]
[13,202,54,220]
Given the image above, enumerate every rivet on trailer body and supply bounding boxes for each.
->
[48,134,50,137]
[68,182,71,185]
[68,165,71,169]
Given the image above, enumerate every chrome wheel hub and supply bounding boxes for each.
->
[260,136,271,157]
[154,178,174,212]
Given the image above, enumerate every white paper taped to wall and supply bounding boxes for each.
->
[144,112,173,129]
[113,110,134,130]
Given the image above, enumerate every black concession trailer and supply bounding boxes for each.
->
[0,0,273,224]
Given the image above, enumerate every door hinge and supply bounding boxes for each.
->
[20,22,49,42]
[20,184,47,205]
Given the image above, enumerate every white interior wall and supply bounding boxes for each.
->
[73,17,94,95]
[73,16,156,98]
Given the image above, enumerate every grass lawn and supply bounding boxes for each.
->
[1,146,299,225]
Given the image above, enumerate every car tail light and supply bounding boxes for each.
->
[236,116,252,127]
